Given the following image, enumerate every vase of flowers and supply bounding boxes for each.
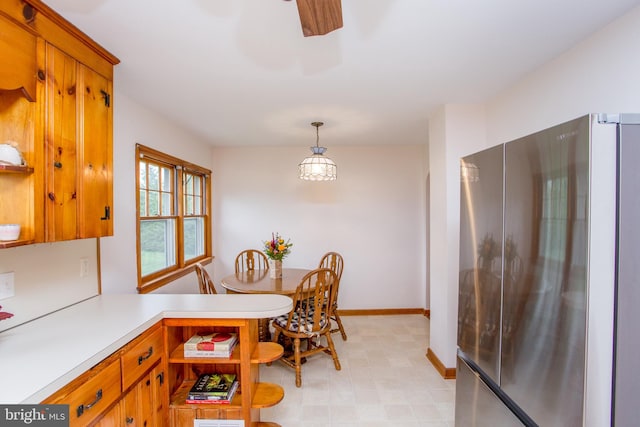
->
[263,232,292,279]
[477,233,500,272]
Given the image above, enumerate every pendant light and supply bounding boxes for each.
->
[298,121,337,181]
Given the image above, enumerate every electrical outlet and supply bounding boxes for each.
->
[0,272,15,300]
[80,258,89,278]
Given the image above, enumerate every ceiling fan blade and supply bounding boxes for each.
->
[295,0,343,37]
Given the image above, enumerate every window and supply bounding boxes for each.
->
[136,144,212,293]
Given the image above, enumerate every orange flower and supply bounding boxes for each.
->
[263,232,293,261]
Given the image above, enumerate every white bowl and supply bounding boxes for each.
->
[0,144,25,166]
[0,224,21,241]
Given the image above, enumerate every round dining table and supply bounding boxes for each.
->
[220,268,311,340]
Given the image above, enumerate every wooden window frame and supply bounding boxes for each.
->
[135,144,212,293]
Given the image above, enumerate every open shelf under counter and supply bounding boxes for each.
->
[169,380,284,411]
[169,341,283,365]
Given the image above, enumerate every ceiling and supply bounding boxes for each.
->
[44,0,640,147]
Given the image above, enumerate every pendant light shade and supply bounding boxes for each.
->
[299,122,337,181]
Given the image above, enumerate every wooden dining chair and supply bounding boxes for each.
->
[234,249,269,273]
[271,268,341,387]
[195,262,217,294]
[318,251,346,340]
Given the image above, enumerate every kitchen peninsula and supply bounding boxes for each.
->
[0,294,292,426]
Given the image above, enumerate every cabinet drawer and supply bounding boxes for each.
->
[122,325,163,390]
[64,358,121,427]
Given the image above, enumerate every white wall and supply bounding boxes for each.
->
[211,144,428,309]
[0,239,99,332]
[99,92,215,294]
[486,5,640,145]
[428,105,486,366]
[427,2,640,370]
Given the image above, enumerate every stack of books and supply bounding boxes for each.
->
[186,373,239,404]
[184,332,238,358]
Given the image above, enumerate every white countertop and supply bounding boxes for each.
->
[0,293,292,404]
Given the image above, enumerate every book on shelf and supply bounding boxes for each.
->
[188,373,237,397]
[183,346,236,358]
[184,332,237,353]
[186,378,239,404]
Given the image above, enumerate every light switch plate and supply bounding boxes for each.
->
[0,271,15,300]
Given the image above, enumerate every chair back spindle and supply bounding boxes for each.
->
[318,251,346,340]
[195,263,217,294]
[235,249,269,273]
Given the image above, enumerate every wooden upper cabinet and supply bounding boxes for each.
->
[78,63,113,238]
[0,0,119,245]
[44,44,114,241]
[45,44,78,241]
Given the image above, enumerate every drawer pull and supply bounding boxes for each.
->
[138,346,153,365]
[76,389,102,417]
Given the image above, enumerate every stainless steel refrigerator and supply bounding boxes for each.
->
[455,114,640,427]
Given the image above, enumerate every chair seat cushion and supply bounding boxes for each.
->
[274,310,328,334]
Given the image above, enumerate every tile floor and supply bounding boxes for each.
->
[260,314,456,427]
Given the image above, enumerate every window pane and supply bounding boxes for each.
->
[139,189,147,215]
[148,191,160,216]
[140,219,176,276]
[184,217,205,261]
[185,195,193,215]
[194,176,201,196]
[184,173,193,194]
[194,195,201,215]
[139,161,147,189]
[161,167,172,192]
[161,193,172,216]
[148,164,159,190]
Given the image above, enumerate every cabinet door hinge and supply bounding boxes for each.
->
[100,90,111,107]
[100,206,111,220]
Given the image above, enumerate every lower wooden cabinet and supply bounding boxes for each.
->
[45,355,121,427]
[42,322,167,427]
[93,400,121,427]
[122,362,167,427]
[164,318,285,426]
[42,318,284,427]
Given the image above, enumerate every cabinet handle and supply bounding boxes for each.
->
[156,371,164,385]
[76,389,102,417]
[138,346,153,365]
[100,206,111,220]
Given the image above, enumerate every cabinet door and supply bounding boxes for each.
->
[44,45,114,241]
[78,63,113,238]
[122,383,140,427]
[93,401,122,427]
[123,366,168,427]
[45,44,78,241]
[150,364,169,427]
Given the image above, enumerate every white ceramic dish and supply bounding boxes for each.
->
[0,224,21,241]
[0,143,25,166]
